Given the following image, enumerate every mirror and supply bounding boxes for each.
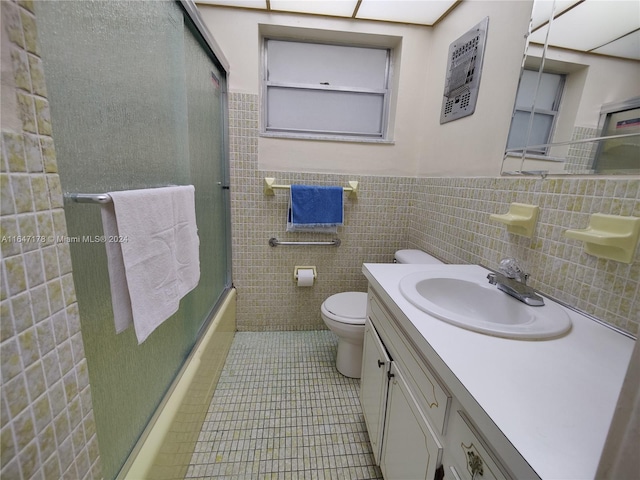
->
[502,0,640,176]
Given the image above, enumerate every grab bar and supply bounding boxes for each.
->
[269,237,341,247]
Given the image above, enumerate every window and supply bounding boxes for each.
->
[262,39,391,141]
[506,69,565,155]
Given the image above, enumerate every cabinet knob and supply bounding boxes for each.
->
[377,359,385,368]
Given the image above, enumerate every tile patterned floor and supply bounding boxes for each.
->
[186,331,383,479]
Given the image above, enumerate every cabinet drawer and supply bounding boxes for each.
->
[446,411,509,480]
[369,292,451,435]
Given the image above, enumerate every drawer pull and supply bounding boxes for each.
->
[378,359,385,368]
[467,451,484,478]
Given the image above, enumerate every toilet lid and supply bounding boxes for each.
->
[324,292,367,322]
[395,249,442,264]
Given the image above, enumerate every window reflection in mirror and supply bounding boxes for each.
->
[506,70,565,156]
[502,0,640,176]
[593,99,640,174]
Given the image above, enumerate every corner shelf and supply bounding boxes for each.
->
[564,214,640,264]
[489,203,539,238]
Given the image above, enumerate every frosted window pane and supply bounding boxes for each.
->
[267,87,384,135]
[515,70,562,110]
[529,113,555,143]
[535,73,563,110]
[515,70,539,108]
[507,111,554,150]
[267,40,388,89]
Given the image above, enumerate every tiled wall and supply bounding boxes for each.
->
[229,93,414,330]
[0,2,101,479]
[230,92,639,336]
[409,177,639,335]
[565,126,599,173]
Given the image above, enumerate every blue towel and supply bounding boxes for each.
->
[287,185,344,233]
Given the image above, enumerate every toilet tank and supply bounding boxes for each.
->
[394,249,443,264]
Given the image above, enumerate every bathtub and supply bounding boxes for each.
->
[117,288,237,479]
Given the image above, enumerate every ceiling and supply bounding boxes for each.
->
[196,0,460,26]
[529,0,640,60]
[197,0,640,60]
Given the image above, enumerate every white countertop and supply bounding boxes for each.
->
[362,263,635,480]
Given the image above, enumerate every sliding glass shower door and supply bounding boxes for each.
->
[35,2,230,478]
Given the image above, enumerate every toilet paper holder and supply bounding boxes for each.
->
[294,266,317,282]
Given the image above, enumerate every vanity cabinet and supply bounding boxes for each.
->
[360,320,390,463]
[381,362,443,480]
[442,406,508,480]
[362,288,511,480]
[362,262,634,480]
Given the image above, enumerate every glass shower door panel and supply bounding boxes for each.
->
[36,2,230,478]
[182,24,230,339]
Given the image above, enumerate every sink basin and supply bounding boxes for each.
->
[399,271,572,339]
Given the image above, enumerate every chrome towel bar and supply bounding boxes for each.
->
[269,237,341,247]
[65,193,112,204]
[65,185,188,204]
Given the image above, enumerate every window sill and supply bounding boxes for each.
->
[260,131,395,145]
[505,152,565,162]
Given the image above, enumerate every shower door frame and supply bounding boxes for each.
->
[179,0,232,298]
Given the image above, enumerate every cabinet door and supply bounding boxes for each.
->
[381,363,443,480]
[360,319,391,464]
[443,410,509,480]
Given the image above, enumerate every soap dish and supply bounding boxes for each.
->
[564,213,640,264]
[490,203,540,238]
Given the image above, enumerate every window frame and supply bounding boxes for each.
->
[260,37,393,142]
[507,68,565,156]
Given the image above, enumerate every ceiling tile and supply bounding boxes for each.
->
[269,0,358,17]
[530,0,640,56]
[197,0,268,9]
[356,0,457,25]
[530,0,580,30]
[591,30,640,61]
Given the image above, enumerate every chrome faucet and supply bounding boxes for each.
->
[487,258,545,306]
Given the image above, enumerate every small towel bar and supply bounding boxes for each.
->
[264,178,358,198]
[269,237,341,247]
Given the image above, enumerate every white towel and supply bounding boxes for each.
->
[101,186,200,344]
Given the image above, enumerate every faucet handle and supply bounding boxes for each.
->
[498,258,527,283]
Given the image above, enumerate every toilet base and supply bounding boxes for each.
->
[335,338,363,378]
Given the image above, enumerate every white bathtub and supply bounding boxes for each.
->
[117,288,237,479]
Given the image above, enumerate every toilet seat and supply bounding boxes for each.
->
[322,292,367,325]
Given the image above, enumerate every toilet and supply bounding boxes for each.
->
[321,249,443,378]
